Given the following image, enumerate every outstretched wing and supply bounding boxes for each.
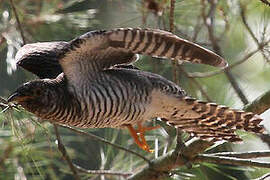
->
[15,41,139,79]
[15,42,67,79]
[16,28,227,81]
[59,28,227,84]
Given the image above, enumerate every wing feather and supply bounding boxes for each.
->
[15,28,227,83]
[107,28,227,67]
[15,40,138,79]
[59,28,227,85]
[15,42,67,78]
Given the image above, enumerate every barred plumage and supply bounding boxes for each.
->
[8,28,264,151]
[151,95,264,142]
[107,28,225,66]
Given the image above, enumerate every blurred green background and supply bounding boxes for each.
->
[0,0,270,179]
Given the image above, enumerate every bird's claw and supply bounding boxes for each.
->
[126,123,160,153]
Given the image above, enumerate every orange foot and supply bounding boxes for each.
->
[126,122,161,153]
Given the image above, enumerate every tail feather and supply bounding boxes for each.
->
[163,96,264,142]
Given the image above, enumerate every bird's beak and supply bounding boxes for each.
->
[7,92,24,103]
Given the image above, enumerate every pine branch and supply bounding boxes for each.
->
[188,40,270,78]
[196,154,270,168]
[54,125,134,178]
[244,89,270,148]
[169,0,180,86]
[57,124,150,163]
[201,0,249,105]
[240,2,270,62]
[128,138,213,180]
[178,65,212,101]
[74,164,132,178]
[53,124,80,180]
[169,0,175,33]
[254,172,270,180]
[128,142,270,180]
[244,88,270,115]
[207,150,270,159]
[9,0,26,45]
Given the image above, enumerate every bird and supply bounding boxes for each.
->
[8,28,264,152]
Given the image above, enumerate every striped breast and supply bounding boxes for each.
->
[39,69,185,128]
[49,69,153,128]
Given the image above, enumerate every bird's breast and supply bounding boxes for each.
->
[45,72,154,128]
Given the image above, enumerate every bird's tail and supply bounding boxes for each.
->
[160,96,264,142]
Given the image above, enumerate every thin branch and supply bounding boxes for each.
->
[217,5,230,41]
[178,65,212,101]
[169,0,175,33]
[175,26,214,47]
[254,172,270,180]
[9,0,26,45]
[201,0,249,104]
[207,150,270,159]
[257,134,270,149]
[169,0,187,166]
[171,1,212,101]
[196,154,270,168]
[244,89,270,148]
[55,125,133,178]
[188,39,270,78]
[240,3,270,62]
[174,129,192,169]
[171,60,180,85]
[53,125,80,180]
[244,89,270,115]
[192,15,202,41]
[225,69,249,104]
[169,0,180,86]
[74,164,132,178]
[175,130,186,152]
[232,18,270,146]
[128,138,213,180]
[240,4,259,45]
[57,124,150,163]
[201,0,219,52]
[0,97,8,104]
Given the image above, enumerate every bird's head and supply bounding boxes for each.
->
[8,80,52,114]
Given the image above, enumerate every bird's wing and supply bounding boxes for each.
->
[16,42,67,79]
[15,41,140,78]
[59,28,227,83]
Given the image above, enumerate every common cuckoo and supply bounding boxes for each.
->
[8,28,264,152]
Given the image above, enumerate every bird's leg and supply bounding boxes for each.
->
[126,123,160,153]
[126,125,150,152]
[137,122,161,152]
